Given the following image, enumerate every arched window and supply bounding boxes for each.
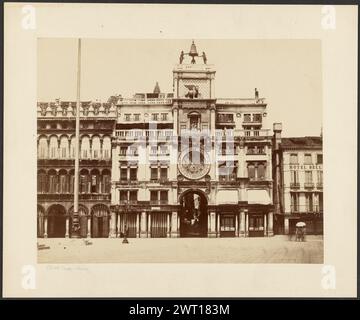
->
[48,169,58,193]
[38,137,48,159]
[92,136,101,159]
[59,136,69,159]
[102,169,111,193]
[80,169,89,193]
[70,137,76,159]
[49,136,58,159]
[81,136,90,159]
[102,136,111,160]
[37,170,47,193]
[90,169,100,193]
[69,169,74,193]
[59,169,68,193]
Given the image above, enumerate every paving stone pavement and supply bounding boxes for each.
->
[38,235,323,264]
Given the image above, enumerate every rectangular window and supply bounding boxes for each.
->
[160,167,168,180]
[290,154,298,164]
[257,163,266,179]
[151,113,159,121]
[248,164,255,179]
[120,168,128,181]
[129,190,137,203]
[304,154,312,165]
[150,146,157,155]
[161,113,168,121]
[244,114,251,122]
[133,114,140,121]
[317,171,323,183]
[305,171,313,183]
[291,193,299,212]
[124,114,131,121]
[120,147,127,156]
[151,167,158,181]
[150,190,158,203]
[120,190,128,202]
[317,154,323,164]
[160,190,168,204]
[129,168,137,181]
[306,194,313,212]
[253,114,262,122]
[290,171,299,183]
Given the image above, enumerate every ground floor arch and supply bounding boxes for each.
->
[47,204,67,238]
[91,204,110,238]
[179,189,208,237]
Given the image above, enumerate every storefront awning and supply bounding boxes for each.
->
[216,190,238,204]
[247,190,271,205]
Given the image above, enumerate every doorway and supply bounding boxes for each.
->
[47,204,66,238]
[179,190,208,237]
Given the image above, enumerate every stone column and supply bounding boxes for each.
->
[173,106,178,136]
[235,213,239,237]
[65,216,69,238]
[239,210,245,237]
[140,211,147,238]
[109,210,116,238]
[87,216,91,238]
[217,213,221,237]
[44,217,48,238]
[284,217,289,235]
[268,211,274,236]
[208,211,217,238]
[210,105,216,138]
[245,211,249,237]
[136,212,140,238]
[264,214,267,237]
[117,213,121,237]
[148,213,152,238]
[166,213,171,238]
[171,211,179,238]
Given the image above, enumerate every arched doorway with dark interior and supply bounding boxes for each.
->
[179,190,208,237]
[47,204,66,238]
[91,204,110,238]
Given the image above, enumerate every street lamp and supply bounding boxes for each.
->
[122,201,132,244]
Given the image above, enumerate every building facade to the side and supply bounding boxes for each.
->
[37,42,276,239]
[37,101,116,238]
[273,127,323,235]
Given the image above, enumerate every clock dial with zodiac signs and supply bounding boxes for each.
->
[178,148,210,180]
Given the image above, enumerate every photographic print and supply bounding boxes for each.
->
[36,39,324,264]
[3,3,357,298]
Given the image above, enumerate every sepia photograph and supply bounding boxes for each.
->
[36,38,323,264]
[3,3,357,298]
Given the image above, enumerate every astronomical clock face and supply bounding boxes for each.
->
[178,148,210,180]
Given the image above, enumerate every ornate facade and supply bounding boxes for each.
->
[37,42,322,238]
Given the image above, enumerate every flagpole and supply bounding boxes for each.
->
[72,38,81,238]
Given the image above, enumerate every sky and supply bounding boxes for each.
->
[38,39,322,137]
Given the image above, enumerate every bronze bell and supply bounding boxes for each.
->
[189,41,198,57]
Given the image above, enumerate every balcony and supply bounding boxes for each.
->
[116,129,174,141]
[291,205,323,214]
[317,182,323,189]
[119,179,138,185]
[150,200,169,205]
[219,175,237,183]
[119,200,138,205]
[119,98,172,105]
[290,182,300,189]
[216,98,266,105]
[304,182,315,189]
[246,149,266,155]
